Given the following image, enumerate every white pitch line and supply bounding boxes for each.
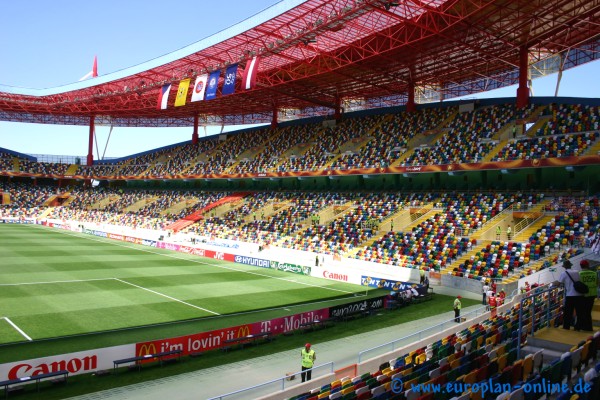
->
[113,278,220,315]
[2,317,32,341]
[34,225,356,295]
[0,278,113,287]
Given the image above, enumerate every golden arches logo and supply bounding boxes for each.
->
[138,343,157,357]
[237,325,251,338]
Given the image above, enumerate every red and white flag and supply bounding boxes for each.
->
[190,74,208,102]
[79,56,98,81]
[157,84,172,110]
[241,56,260,90]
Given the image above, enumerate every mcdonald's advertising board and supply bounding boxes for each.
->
[135,308,329,356]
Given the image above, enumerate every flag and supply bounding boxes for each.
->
[242,56,260,90]
[205,70,221,100]
[157,84,171,110]
[92,56,98,77]
[79,56,98,81]
[191,74,208,102]
[174,78,191,107]
[222,64,238,95]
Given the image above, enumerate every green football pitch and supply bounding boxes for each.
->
[0,224,372,346]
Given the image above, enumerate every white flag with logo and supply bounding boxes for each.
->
[191,74,208,102]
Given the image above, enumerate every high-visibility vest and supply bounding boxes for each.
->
[579,270,598,297]
[454,299,461,310]
[301,349,315,368]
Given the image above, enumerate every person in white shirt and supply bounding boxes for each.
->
[482,282,490,305]
[556,259,584,330]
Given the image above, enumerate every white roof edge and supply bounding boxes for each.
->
[0,0,306,97]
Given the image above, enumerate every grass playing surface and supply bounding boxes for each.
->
[0,224,369,345]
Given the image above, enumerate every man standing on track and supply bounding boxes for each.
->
[301,343,316,382]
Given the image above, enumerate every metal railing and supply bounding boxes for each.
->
[357,305,488,363]
[516,284,564,359]
[207,362,335,400]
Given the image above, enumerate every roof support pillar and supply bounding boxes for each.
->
[271,107,278,128]
[334,96,341,121]
[87,116,94,166]
[406,81,416,112]
[192,115,199,144]
[516,46,530,108]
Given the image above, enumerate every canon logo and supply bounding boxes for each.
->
[323,271,348,281]
[8,356,98,379]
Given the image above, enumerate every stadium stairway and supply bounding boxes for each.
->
[37,207,55,219]
[140,155,169,176]
[344,203,439,261]
[180,153,210,174]
[274,142,314,167]
[208,197,247,219]
[481,138,509,162]
[123,196,160,213]
[403,204,438,230]
[1,192,9,205]
[524,115,553,137]
[297,201,357,229]
[390,111,458,167]
[512,214,555,242]
[166,192,252,232]
[159,197,200,217]
[224,129,288,174]
[321,116,390,169]
[586,134,600,155]
[65,164,79,175]
[89,194,121,210]
[43,192,75,207]
[438,241,492,276]
[223,145,268,174]
[521,297,599,363]
[111,157,135,175]
[12,157,20,172]
[246,200,293,223]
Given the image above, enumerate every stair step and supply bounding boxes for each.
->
[520,345,565,362]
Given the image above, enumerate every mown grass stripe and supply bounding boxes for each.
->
[113,278,220,315]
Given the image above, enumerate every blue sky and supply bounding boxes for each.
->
[0,0,598,161]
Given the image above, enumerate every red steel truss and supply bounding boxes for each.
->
[0,0,599,127]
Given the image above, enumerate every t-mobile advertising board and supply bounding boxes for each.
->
[135,308,330,357]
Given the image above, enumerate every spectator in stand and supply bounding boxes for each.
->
[556,258,584,330]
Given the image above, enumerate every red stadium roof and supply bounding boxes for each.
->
[0,0,599,127]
